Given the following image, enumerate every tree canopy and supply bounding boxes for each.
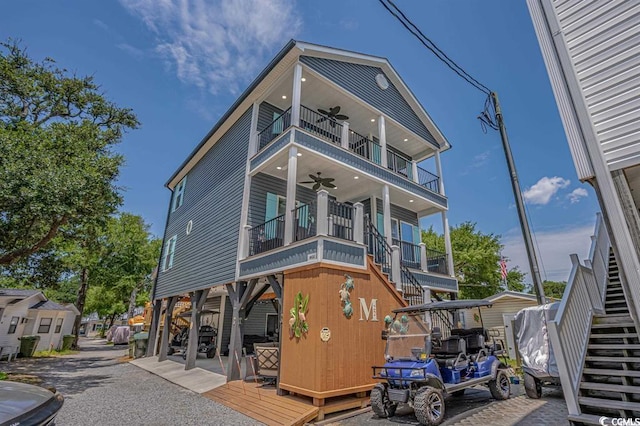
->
[0,39,139,266]
[422,222,526,299]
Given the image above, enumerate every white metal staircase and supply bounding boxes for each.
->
[549,214,640,424]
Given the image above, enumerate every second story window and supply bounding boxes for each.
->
[162,235,177,271]
[172,176,187,212]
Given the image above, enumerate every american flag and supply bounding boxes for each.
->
[500,257,508,281]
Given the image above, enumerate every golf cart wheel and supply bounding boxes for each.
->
[414,386,445,426]
[524,373,542,399]
[206,348,216,359]
[370,384,397,418]
[167,347,175,355]
[489,370,511,400]
[451,389,465,397]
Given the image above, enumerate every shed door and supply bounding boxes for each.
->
[503,313,517,360]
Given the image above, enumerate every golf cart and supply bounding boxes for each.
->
[167,309,219,359]
[371,299,511,426]
[514,302,561,398]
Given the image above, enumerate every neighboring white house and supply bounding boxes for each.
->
[0,289,79,357]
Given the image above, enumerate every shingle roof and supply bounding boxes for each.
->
[29,300,68,311]
[0,289,39,297]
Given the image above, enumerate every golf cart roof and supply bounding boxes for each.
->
[393,299,493,313]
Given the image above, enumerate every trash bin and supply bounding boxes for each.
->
[62,335,75,351]
[133,332,149,359]
[19,335,41,358]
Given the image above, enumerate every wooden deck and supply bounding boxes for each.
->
[202,381,370,425]
[202,381,319,426]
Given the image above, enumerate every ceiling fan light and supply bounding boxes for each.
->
[276,166,282,170]
[370,118,375,122]
[301,77,306,82]
[297,153,302,157]
[404,138,408,142]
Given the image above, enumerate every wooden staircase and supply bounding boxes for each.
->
[570,249,640,424]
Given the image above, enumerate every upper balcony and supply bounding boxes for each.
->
[248,62,447,215]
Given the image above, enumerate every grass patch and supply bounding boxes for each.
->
[0,372,7,380]
[32,349,79,358]
[5,373,42,386]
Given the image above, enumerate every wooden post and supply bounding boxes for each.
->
[146,300,161,357]
[225,280,257,381]
[158,296,177,362]
[185,289,208,370]
[266,275,285,395]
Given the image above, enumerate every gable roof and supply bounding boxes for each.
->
[166,40,451,189]
[484,291,538,303]
[0,289,39,298]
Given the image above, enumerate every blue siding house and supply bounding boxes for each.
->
[147,41,458,379]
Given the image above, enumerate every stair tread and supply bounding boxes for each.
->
[579,396,640,411]
[590,333,638,339]
[567,413,607,425]
[585,356,640,363]
[583,368,640,377]
[591,322,636,329]
[588,344,640,350]
[594,313,632,319]
[581,381,640,394]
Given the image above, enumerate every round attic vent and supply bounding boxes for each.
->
[186,220,193,235]
[375,73,389,90]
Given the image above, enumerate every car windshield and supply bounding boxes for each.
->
[385,311,432,361]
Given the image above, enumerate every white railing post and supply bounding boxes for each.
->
[284,146,298,245]
[412,161,419,184]
[378,115,388,167]
[382,185,393,247]
[391,245,402,291]
[341,122,350,150]
[316,190,329,236]
[353,202,364,244]
[419,243,428,271]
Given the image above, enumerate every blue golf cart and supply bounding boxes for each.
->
[371,299,511,425]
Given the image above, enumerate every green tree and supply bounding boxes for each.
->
[0,39,139,266]
[422,222,526,299]
[537,280,567,299]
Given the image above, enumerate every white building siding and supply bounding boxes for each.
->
[546,0,640,171]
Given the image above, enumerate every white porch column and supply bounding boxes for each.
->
[434,150,445,195]
[291,63,303,127]
[382,184,392,247]
[284,146,298,245]
[316,190,329,236]
[412,161,419,184]
[240,225,251,259]
[442,212,454,277]
[341,121,350,149]
[419,242,428,271]
[353,202,364,244]
[248,101,260,156]
[378,115,388,167]
[391,245,402,291]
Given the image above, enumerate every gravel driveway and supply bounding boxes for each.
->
[2,338,256,426]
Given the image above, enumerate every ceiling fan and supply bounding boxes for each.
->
[317,106,349,127]
[301,172,336,191]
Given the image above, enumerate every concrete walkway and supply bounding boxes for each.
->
[130,355,227,393]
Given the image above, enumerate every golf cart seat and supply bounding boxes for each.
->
[433,337,466,356]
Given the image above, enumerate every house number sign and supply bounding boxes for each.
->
[320,327,331,342]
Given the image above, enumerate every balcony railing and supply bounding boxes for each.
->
[293,202,316,242]
[258,108,291,150]
[349,130,382,165]
[417,166,440,193]
[249,214,285,256]
[365,218,392,275]
[299,105,342,144]
[387,150,412,179]
[393,239,421,270]
[426,248,448,275]
[328,200,354,241]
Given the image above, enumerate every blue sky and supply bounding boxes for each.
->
[2,1,599,283]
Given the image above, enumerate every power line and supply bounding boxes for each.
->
[378,0,491,96]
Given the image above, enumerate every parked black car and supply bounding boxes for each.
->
[0,381,63,426]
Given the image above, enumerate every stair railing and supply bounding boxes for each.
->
[547,213,610,417]
[364,216,425,305]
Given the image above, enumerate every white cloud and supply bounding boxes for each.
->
[568,187,588,204]
[501,222,595,283]
[523,176,570,205]
[119,0,302,95]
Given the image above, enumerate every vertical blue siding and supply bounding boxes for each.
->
[155,108,252,299]
[299,56,438,148]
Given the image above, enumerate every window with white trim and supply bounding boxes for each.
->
[162,235,177,271]
[172,176,187,212]
[38,317,53,334]
[55,317,63,333]
[8,316,19,334]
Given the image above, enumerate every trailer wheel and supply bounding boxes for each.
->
[524,373,542,399]
[489,370,511,400]
[414,386,445,426]
[370,384,397,418]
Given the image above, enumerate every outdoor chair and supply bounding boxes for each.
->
[254,344,279,386]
